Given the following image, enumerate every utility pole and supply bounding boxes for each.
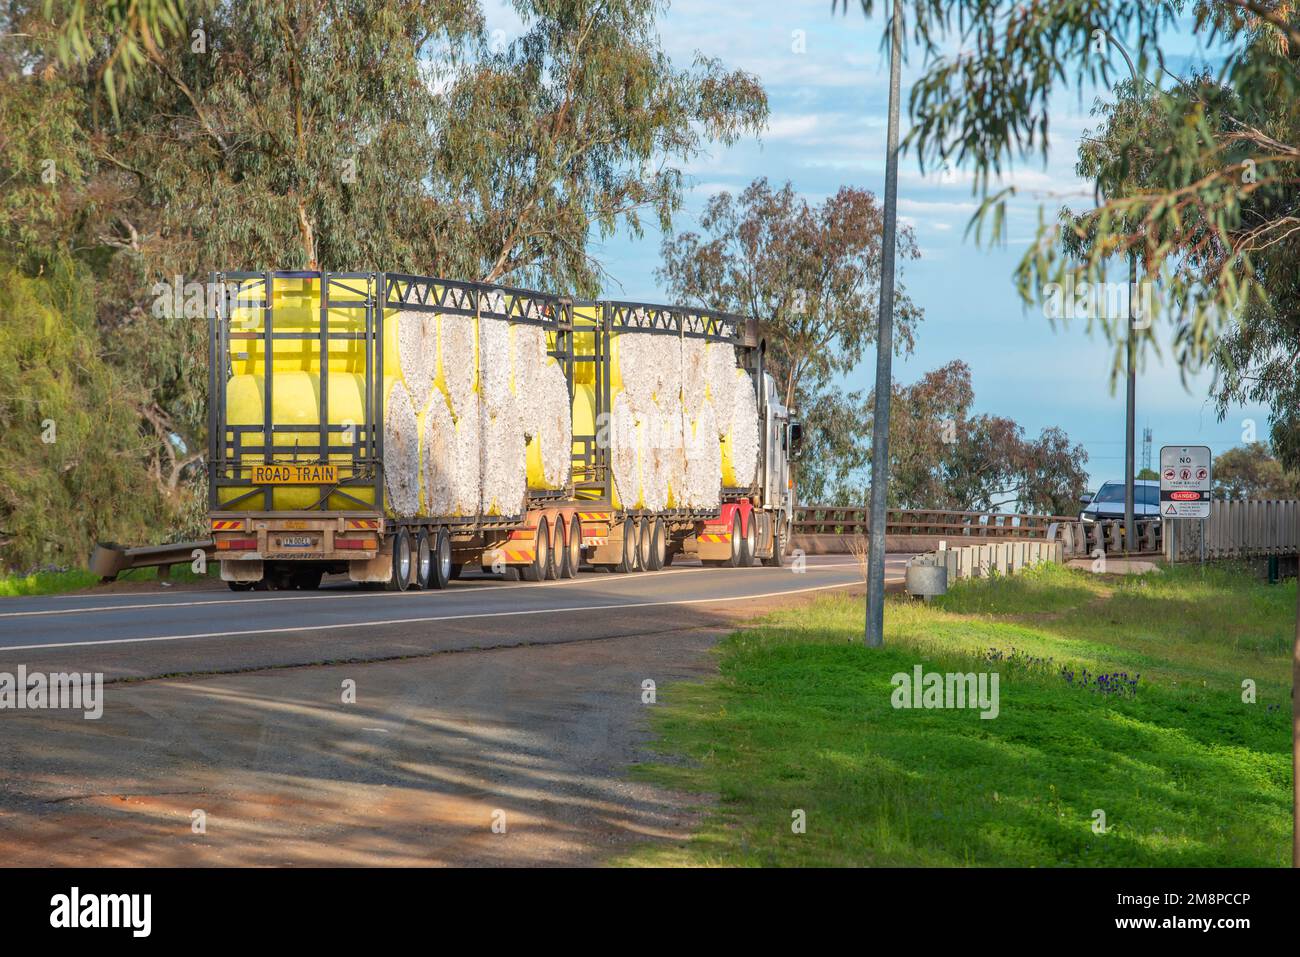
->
[865,0,903,648]
[1125,249,1137,545]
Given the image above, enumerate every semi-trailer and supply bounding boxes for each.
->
[206,270,799,590]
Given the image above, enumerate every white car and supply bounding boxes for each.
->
[1079,479,1162,523]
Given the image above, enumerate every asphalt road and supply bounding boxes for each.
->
[0,555,908,866]
[0,554,906,680]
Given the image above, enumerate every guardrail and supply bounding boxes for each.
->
[1166,500,1300,562]
[88,540,214,582]
[793,507,1075,538]
[1051,518,1163,558]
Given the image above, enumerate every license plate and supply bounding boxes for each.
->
[251,464,338,485]
[279,536,314,548]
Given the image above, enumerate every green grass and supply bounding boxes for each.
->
[0,564,215,597]
[624,562,1294,867]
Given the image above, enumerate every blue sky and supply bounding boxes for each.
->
[484,0,1270,490]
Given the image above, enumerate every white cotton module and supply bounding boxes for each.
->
[721,367,760,489]
[436,312,476,420]
[510,322,548,441]
[393,309,437,410]
[480,388,527,517]
[704,340,737,436]
[525,362,572,490]
[450,390,482,516]
[609,391,644,509]
[382,379,421,517]
[477,314,513,419]
[680,336,708,417]
[420,390,458,516]
[684,400,722,508]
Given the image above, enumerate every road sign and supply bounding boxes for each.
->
[1159,445,1212,519]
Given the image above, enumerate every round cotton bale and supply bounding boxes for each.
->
[721,367,760,489]
[705,341,737,434]
[480,392,527,517]
[680,336,707,416]
[393,309,437,410]
[421,390,458,516]
[525,363,572,490]
[436,313,476,419]
[684,401,721,508]
[383,380,420,518]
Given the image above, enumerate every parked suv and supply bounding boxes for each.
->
[1079,479,1161,523]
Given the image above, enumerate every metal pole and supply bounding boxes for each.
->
[865,0,903,648]
[1124,250,1137,550]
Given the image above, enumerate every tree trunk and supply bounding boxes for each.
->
[1294,580,1298,866]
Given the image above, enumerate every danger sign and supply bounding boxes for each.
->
[1159,445,1212,519]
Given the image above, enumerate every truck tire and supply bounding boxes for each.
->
[542,519,559,581]
[739,511,757,567]
[386,528,412,592]
[521,519,550,582]
[723,512,743,568]
[450,562,463,580]
[615,518,640,573]
[644,517,666,571]
[429,528,452,590]
[762,520,786,567]
[412,530,434,590]
[227,581,254,592]
[558,514,580,578]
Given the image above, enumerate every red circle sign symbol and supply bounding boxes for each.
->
[1180,468,1191,480]
[1196,468,1207,480]
[1163,468,1175,480]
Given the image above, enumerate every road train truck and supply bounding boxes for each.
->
[207,270,798,590]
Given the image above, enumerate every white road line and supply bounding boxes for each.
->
[0,577,882,652]
[0,561,867,620]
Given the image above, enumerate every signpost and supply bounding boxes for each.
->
[1159,445,1212,563]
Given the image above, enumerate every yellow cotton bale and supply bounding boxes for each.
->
[227,276,370,376]
[219,370,376,512]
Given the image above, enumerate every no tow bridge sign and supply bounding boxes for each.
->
[1159,445,1212,519]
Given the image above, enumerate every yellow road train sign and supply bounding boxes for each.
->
[250,464,339,485]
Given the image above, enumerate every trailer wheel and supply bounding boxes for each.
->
[412,530,434,590]
[739,511,757,567]
[227,581,254,592]
[521,519,550,582]
[762,520,786,567]
[615,518,640,573]
[643,517,666,571]
[386,529,412,591]
[429,528,452,590]
[450,562,463,580]
[559,514,580,578]
[542,519,559,581]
